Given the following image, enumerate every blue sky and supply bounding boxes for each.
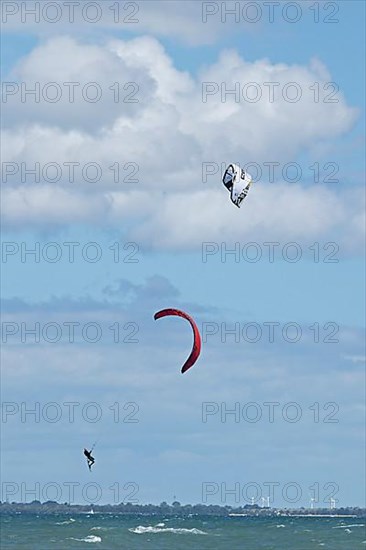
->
[1,1,365,508]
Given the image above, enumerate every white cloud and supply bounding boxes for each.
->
[3,36,156,132]
[2,185,111,227]
[2,36,362,253]
[131,184,365,252]
[2,183,364,253]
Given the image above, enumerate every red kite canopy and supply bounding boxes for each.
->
[154,308,201,373]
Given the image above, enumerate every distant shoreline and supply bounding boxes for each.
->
[1,501,365,518]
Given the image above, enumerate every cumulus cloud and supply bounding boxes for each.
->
[130,184,365,253]
[2,184,111,228]
[2,183,364,254]
[1,36,362,253]
[2,36,156,131]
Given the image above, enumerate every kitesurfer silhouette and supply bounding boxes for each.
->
[84,448,95,471]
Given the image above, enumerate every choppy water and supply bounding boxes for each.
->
[1,513,365,549]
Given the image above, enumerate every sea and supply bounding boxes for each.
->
[1,513,365,549]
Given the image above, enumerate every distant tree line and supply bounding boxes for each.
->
[0,500,365,517]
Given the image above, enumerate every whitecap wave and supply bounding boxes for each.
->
[333,523,365,529]
[69,535,101,543]
[129,525,207,535]
[56,518,76,525]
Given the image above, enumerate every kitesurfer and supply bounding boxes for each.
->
[84,448,95,471]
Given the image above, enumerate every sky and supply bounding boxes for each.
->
[1,1,365,509]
